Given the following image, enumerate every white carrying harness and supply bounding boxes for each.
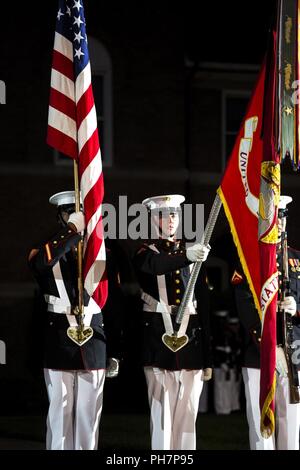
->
[141,244,196,338]
[45,262,101,328]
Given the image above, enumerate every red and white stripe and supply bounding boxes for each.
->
[47,31,107,309]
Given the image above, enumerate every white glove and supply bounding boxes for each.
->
[278,296,297,316]
[68,211,85,233]
[275,346,288,377]
[201,368,212,381]
[105,357,119,378]
[186,243,210,262]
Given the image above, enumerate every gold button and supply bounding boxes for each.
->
[175,279,180,284]
[175,299,181,304]
[176,270,180,274]
[258,338,261,342]
[253,330,256,334]
[53,241,57,245]
[180,250,183,254]
[176,289,180,294]
[166,241,170,246]
[61,235,64,239]
[68,230,72,233]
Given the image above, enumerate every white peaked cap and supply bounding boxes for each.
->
[142,194,185,211]
[278,195,293,210]
[49,191,82,207]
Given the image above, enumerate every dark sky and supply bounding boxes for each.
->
[185,0,277,64]
[2,1,278,66]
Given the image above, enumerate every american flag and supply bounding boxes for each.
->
[47,0,108,309]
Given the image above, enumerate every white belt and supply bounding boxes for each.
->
[141,291,197,315]
[142,291,195,338]
[47,305,101,315]
[45,295,101,315]
[46,304,101,328]
[46,312,97,328]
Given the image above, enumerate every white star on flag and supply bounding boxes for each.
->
[73,0,82,12]
[66,6,71,16]
[73,15,84,27]
[74,47,84,59]
[57,9,64,20]
[74,31,84,43]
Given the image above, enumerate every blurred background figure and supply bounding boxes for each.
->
[212,310,242,415]
[198,381,209,413]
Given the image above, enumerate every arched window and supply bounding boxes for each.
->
[54,36,113,167]
[221,90,251,170]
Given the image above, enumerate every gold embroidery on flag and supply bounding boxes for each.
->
[260,374,276,438]
[258,162,280,244]
[285,16,292,44]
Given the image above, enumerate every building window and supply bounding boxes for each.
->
[54,36,113,167]
[221,91,250,170]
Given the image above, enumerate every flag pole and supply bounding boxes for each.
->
[66,160,94,346]
[175,193,222,325]
[73,160,84,334]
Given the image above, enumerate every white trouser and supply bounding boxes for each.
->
[214,368,241,415]
[44,369,105,450]
[144,367,203,450]
[242,367,300,450]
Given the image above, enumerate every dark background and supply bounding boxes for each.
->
[185,0,275,64]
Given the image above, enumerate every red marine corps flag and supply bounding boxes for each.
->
[218,54,280,438]
[218,67,265,316]
[47,0,108,310]
[257,26,280,437]
[218,0,300,437]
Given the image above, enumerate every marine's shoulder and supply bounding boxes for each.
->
[135,242,153,255]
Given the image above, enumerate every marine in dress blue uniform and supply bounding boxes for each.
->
[133,194,212,450]
[29,191,110,450]
[234,195,300,450]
